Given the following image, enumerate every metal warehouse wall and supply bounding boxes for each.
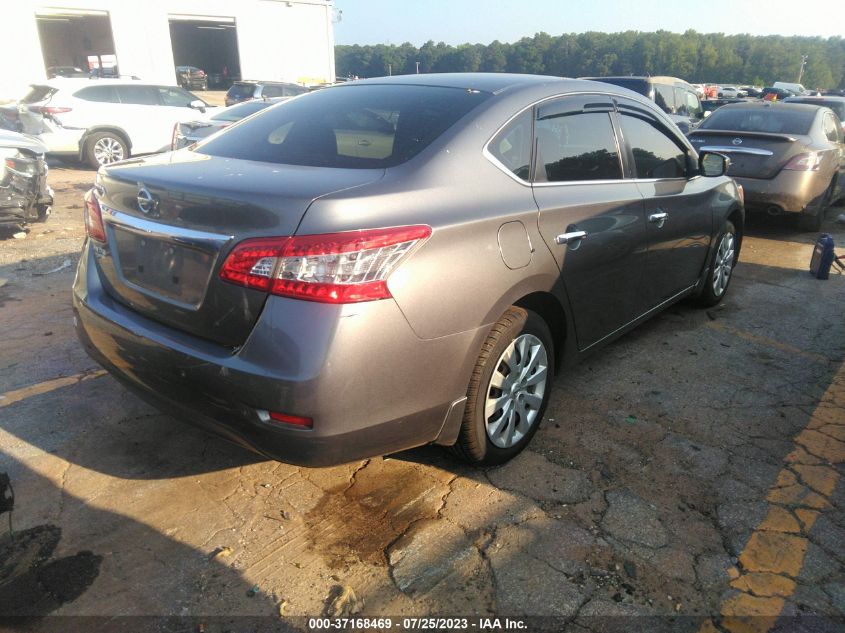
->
[1,0,336,100]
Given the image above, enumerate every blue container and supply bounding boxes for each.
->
[810,234,835,280]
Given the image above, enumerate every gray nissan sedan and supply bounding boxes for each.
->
[73,74,744,466]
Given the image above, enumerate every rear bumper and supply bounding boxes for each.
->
[734,169,832,215]
[72,241,480,466]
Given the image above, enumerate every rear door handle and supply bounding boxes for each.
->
[555,230,587,245]
[649,212,668,226]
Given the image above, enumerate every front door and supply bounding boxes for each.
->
[531,95,649,350]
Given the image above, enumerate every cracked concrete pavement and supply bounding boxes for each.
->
[1,165,844,631]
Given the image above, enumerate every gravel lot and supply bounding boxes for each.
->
[1,163,844,631]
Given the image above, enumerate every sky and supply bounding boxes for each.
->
[333,0,844,46]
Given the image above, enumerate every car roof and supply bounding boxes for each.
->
[340,73,571,94]
[36,78,169,89]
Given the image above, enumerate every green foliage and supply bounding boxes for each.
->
[336,31,845,89]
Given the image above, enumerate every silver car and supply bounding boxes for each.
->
[74,74,743,466]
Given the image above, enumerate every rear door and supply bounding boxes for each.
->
[616,99,713,306]
[531,94,649,350]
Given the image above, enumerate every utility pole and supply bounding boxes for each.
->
[797,54,808,84]
[388,63,392,76]
[415,61,420,74]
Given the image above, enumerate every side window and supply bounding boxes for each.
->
[686,91,702,119]
[653,83,675,114]
[262,85,284,98]
[157,86,195,107]
[283,85,307,97]
[488,110,532,181]
[74,85,118,103]
[620,113,687,179]
[823,113,840,142]
[535,111,622,182]
[116,85,158,106]
[674,87,688,116]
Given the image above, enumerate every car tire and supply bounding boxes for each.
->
[696,219,737,307]
[799,180,835,232]
[36,204,51,222]
[453,307,554,466]
[85,132,128,169]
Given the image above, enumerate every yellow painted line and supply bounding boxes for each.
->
[700,359,845,633]
[0,369,107,408]
[705,321,833,366]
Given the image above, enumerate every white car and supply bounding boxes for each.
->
[717,86,746,99]
[15,79,215,168]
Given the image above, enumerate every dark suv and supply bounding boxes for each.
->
[224,81,308,106]
[581,76,704,134]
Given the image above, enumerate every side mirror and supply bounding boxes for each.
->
[699,151,729,177]
[189,99,206,112]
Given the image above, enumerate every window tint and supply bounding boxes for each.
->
[211,100,274,122]
[620,114,687,179]
[226,83,255,100]
[116,85,158,105]
[489,110,532,180]
[74,85,118,103]
[585,78,650,97]
[198,84,490,169]
[535,111,622,182]
[700,107,815,134]
[654,83,675,114]
[674,87,689,115]
[157,86,195,107]
[686,91,702,118]
[823,113,841,142]
[261,85,285,98]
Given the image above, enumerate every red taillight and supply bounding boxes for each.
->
[29,106,72,115]
[784,152,822,171]
[219,225,432,304]
[83,190,106,242]
[268,411,312,428]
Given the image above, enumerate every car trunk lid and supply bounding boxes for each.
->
[688,129,807,179]
[93,151,384,347]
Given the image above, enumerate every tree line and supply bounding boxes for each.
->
[336,31,845,89]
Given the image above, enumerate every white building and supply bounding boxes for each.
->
[2,0,336,100]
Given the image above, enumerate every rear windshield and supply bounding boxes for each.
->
[22,85,57,104]
[198,84,491,169]
[211,99,274,122]
[787,99,845,120]
[226,83,255,100]
[700,107,815,135]
[588,78,650,97]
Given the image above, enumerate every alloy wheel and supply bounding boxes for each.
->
[93,137,125,165]
[712,231,735,297]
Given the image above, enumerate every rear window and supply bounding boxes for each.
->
[226,83,255,100]
[198,84,490,169]
[22,85,57,104]
[700,107,815,135]
[587,78,650,97]
[787,99,845,121]
[211,100,274,122]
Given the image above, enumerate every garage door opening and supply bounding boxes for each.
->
[36,9,118,78]
[169,16,241,90]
